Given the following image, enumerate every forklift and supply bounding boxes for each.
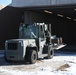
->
[4,23,65,64]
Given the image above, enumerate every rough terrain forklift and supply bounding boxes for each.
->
[4,23,65,64]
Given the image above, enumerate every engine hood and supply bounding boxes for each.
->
[6,39,36,47]
[6,39,34,41]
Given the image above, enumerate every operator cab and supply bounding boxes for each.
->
[19,23,38,39]
[19,23,46,39]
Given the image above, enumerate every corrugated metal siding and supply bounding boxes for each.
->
[10,0,76,7]
[10,0,51,7]
[56,0,76,5]
[51,0,57,5]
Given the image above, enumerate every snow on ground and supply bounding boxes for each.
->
[0,51,76,75]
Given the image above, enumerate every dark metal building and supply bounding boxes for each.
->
[0,0,76,49]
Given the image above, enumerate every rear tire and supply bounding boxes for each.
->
[27,50,37,64]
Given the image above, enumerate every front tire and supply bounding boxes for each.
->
[48,46,54,59]
[27,50,37,64]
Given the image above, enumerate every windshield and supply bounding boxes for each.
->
[19,24,38,39]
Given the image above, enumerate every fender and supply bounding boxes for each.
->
[25,46,38,57]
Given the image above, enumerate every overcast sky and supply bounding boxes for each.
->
[0,0,12,5]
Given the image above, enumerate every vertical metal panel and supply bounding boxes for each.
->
[57,0,75,5]
[51,0,57,5]
[24,11,45,24]
[0,6,23,49]
[72,0,76,3]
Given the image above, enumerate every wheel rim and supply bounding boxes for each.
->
[32,54,36,60]
[32,51,37,63]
